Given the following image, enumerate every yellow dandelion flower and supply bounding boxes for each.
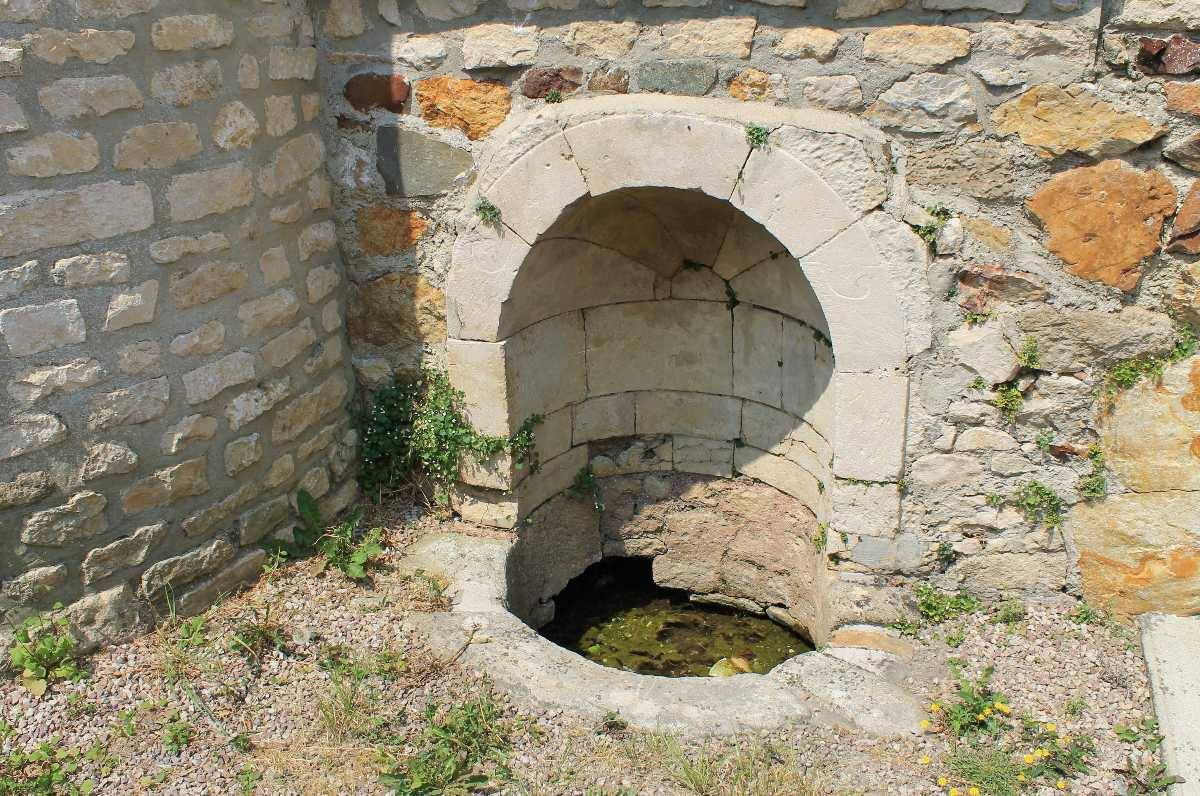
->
[938,776,949,787]
[969,788,981,796]
[977,713,987,721]
[1056,779,1067,790]
[1045,722,1058,733]
[950,789,960,796]
[1037,748,1050,759]
[931,702,942,713]
[1058,737,1069,747]
[1023,754,1035,764]
[920,720,931,730]
[1062,735,1072,743]
[1018,774,1027,783]
[995,702,1012,715]
[983,707,993,717]
[921,755,932,765]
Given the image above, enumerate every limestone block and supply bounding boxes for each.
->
[863,25,971,67]
[497,239,656,339]
[151,15,233,50]
[0,413,67,461]
[636,391,741,439]
[1004,305,1174,373]
[0,471,53,509]
[731,256,825,332]
[463,23,539,69]
[259,248,290,285]
[227,377,290,431]
[116,343,162,377]
[835,0,904,18]
[924,0,1024,8]
[346,272,444,347]
[0,299,85,356]
[376,126,474,196]
[994,85,1165,160]
[81,523,166,584]
[149,232,228,264]
[860,211,933,360]
[268,46,317,80]
[566,114,746,198]
[0,261,37,301]
[80,441,138,481]
[9,359,104,405]
[121,457,209,513]
[391,35,448,69]
[0,0,49,21]
[833,481,899,538]
[298,221,336,261]
[272,374,348,443]
[414,0,480,19]
[170,261,248,308]
[1114,0,1200,30]
[734,446,824,511]
[0,181,153,259]
[225,434,262,476]
[183,351,256,405]
[181,482,260,538]
[585,301,733,396]
[909,452,982,491]
[325,0,366,37]
[297,424,338,463]
[212,102,259,150]
[947,321,1019,385]
[258,133,324,197]
[733,305,783,407]
[0,92,27,133]
[505,313,587,426]
[63,583,147,653]
[174,549,266,618]
[483,135,586,243]
[356,206,427,255]
[141,539,233,600]
[150,60,221,106]
[673,435,734,476]
[834,372,908,482]
[298,465,330,499]
[6,132,100,177]
[161,414,217,454]
[795,76,863,112]
[38,75,142,119]
[563,21,638,58]
[76,0,157,18]
[21,491,107,546]
[946,551,1068,594]
[306,266,339,305]
[774,28,842,61]
[573,394,635,443]
[662,17,756,59]
[2,565,66,603]
[447,339,508,436]
[239,496,291,545]
[104,280,157,331]
[166,163,254,222]
[170,320,224,357]
[795,222,907,373]
[847,534,927,573]
[636,60,716,96]
[446,224,530,341]
[28,28,135,64]
[265,95,296,137]
[51,251,128,287]
[866,73,979,134]
[262,318,316,369]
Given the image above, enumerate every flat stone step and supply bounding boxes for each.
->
[1140,613,1200,795]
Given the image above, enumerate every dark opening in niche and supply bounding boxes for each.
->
[538,557,813,678]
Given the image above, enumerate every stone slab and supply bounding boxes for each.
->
[1140,613,1200,795]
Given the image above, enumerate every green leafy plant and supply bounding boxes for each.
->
[378,690,516,795]
[568,466,603,513]
[963,311,993,326]
[1078,445,1107,500]
[942,663,1011,738]
[1114,718,1164,752]
[744,123,769,149]
[544,89,563,103]
[228,606,284,668]
[945,627,967,648]
[294,491,384,580]
[176,616,207,650]
[7,607,84,697]
[992,599,1026,629]
[474,197,501,224]
[968,376,988,391]
[162,716,192,756]
[915,204,953,245]
[914,583,980,624]
[355,369,541,503]
[1035,429,1055,454]
[0,735,97,795]
[985,492,1004,508]
[1016,336,1041,370]
[1104,322,1198,399]
[992,383,1023,425]
[812,523,828,552]
[1013,480,1063,529]
[236,766,262,795]
[1020,722,1095,785]
[936,541,958,565]
[1121,759,1185,795]
[1064,696,1086,717]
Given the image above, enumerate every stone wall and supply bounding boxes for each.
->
[317,0,1200,621]
[0,0,356,648]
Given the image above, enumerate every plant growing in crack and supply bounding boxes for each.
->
[1014,480,1063,529]
[744,123,770,149]
[914,203,953,245]
[544,89,563,103]
[568,466,603,513]
[1016,336,1041,370]
[475,197,501,225]
[1078,445,1107,500]
[992,383,1023,425]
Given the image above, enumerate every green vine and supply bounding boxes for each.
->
[567,466,603,513]
[354,369,541,503]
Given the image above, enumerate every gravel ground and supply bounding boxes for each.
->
[1,501,1164,795]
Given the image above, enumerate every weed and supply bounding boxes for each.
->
[568,466,604,513]
[0,735,97,795]
[1114,718,1164,752]
[963,310,993,326]
[474,197,501,224]
[118,709,137,738]
[355,369,541,502]
[724,282,739,311]
[968,376,988,391]
[1020,722,1095,785]
[744,123,769,149]
[992,599,1026,629]
[1068,602,1103,625]
[985,492,1004,508]
[1064,695,1086,717]
[595,710,628,737]
[812,523,828,552]
[992,383,1023,425]
[544,89,563,103]
[916,204,953,245]
[1035,429,1055,454]
[229,606,284,668]
[229,733,252,753]
[946,744,1022,796]
[946,627,967,648]
[1102,321,1195,399]
[1120,759,1184,795]
[936,541,958,565]
[316,667,380,742]
[176,616,207,649]
[915,583,980,624]
[7,606,84,697]
[891,617,922,638]
[294,491,384,580]
[644,736,822,796]
[942,662,1011,738]
[162,716,192,755]
[1016,337,1041,370]
[1013,480,1063,529]
[1078,445,1107,500]
[236,766,262,795]
[378,689,516,794]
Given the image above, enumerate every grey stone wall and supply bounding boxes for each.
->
[1,0,357,648]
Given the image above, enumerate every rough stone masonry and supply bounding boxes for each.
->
[2,0,1200,649]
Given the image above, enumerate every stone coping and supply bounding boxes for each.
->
[1140,613,1200,794]
[401,533,926,737]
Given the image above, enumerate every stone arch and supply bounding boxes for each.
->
[444,95,930,541]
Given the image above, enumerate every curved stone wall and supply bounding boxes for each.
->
[0,0,356,647]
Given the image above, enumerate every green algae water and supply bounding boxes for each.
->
[539,558,812,677]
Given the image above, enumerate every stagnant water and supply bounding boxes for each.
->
[539,558,813,677]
